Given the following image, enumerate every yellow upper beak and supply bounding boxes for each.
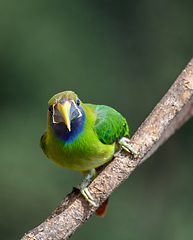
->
[55,101,71,131]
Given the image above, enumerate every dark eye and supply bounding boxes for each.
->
[48,105,53,113]
[75,98,80,107]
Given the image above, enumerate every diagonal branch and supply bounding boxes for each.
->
[21,58,193,240]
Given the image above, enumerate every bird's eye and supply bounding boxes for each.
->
[75,98,80,107]
[48,105,53,113]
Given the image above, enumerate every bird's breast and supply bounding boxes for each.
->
[46,126,115,171]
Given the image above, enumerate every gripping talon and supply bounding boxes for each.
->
[118,137,138,155]
[80,187,99,207]
[79,169,99,207]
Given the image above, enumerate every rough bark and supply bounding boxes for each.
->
[21,58,193,240]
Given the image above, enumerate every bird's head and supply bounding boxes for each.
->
[48,91,84,134]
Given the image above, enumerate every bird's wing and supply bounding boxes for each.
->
[87,104,129,145]
[40,132,49,157]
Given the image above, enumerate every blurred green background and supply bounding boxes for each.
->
[1,1,193,239]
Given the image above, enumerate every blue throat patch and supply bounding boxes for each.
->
[50,107,86,143]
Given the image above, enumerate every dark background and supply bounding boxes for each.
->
[1,1,193,239]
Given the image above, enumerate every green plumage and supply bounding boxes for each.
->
[92,104,129,145]
[40,91,129,172]
[40,91,135,209]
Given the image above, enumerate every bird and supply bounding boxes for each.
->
[40,91,136,216]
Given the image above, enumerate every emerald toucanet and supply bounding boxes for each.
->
[40,91,136,215]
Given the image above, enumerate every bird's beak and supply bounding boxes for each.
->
[54,101,72,131]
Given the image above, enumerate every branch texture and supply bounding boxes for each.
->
[22,58,193,240]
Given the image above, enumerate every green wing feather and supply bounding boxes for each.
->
[86,104,129,145]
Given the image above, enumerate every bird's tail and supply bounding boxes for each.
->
[95,198,109,217]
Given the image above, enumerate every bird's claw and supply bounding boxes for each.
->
[118,137,138,155]
[80,187,99,207]
[78,169,99,207]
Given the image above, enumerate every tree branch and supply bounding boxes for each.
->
[21,58,193,240]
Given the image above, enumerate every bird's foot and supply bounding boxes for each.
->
[79,169,99,207]
[80,187,99,207]
[118,137,138,155]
